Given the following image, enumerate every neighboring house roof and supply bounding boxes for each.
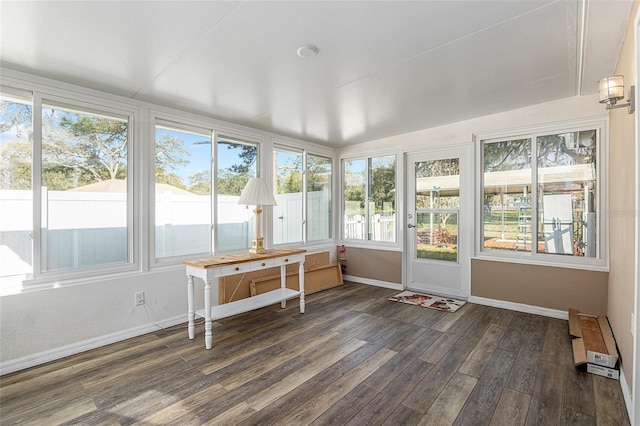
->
[68,179,194,195]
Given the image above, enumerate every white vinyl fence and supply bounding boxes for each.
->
[0,190,253,274]
[344,213,396,242]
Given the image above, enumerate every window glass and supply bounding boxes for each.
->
[217,136,257,251]
[482,139,532,252]
[368,155,396,242]
[273,148,303,245]
[307,154,332,241]
[343,158,366,240]
[0,94,33,279]
[343,155,396,243]
[536,131,597,257]
[481,128,600,261]
[415,158,459,262]
[41,103,129,272]
[155,124,211,259]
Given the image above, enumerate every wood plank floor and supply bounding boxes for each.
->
[0,282,630,425]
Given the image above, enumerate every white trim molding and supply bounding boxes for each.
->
[342,275,403,291]
[468,296,568,320]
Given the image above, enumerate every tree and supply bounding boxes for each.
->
[483,139,531,172]
[0,102,32,189]
[155,134,189,189]
[225,143,256,175]
[48,111,128,183]
[189,170,211,195]
[217,169,249,195]
[1,100,191,191]
[369,157,396,214]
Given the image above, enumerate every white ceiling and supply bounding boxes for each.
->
[0,1,633,148]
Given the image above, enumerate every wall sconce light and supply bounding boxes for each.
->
[598,75,635,113]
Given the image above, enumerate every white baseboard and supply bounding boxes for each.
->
[467,296,568,320]
[342,275,403,291]
[406,284,467,300]
[619,368,633,423]
[0,315,185,376]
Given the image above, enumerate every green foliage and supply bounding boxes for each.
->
[156,134,189,173]
[0,140,32,190]
[217,170,249,196]
[416,158,459,177]
[225,143,257,175]
[369,158,395,214]
[483,139,531,172]
[189,170,211,195]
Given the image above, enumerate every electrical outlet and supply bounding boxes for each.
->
[135,291,145,306]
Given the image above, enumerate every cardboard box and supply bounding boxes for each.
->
[569,308,619,369]
[220,251,331,303]
[587,363,620,380]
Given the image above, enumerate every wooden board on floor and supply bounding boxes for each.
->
[250,263,343,296]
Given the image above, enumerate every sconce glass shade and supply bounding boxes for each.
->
[598,75,625,105]
[237,177,277,206]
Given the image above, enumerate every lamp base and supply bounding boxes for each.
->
[250,237,268,254]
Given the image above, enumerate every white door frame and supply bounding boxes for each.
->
[632,7,640,424]
[404,144,472,298]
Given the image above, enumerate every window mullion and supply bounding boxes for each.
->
[211,130,218,254]
[302,150,307,244]
[531,134,539,256]
[32,93,43,278]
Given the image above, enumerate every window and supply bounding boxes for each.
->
[272,147,333,245]
[273,148,303,245]
[154,122,212,259]
[306,153,332,241]
[217,136,257,252]
[480,123,603,264]
[39,101,132,273]
[415,158,459,262]
[343,154,396,243]
[153,123,260,259]
[0,92,33,280]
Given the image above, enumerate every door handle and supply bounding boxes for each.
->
[407,223,415,228]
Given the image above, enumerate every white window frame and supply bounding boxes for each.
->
[213,129,264,254]
[305,151,334,245]
[271,142,335,248]
[340,150,400,249]
[149,113,268,267]
[28,92,140,283]
[150,115,215,267]
[474,117,609,271]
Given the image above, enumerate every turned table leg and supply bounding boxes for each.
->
[204,279,212,349]
[187,275,195,340]
[299,260,305,314]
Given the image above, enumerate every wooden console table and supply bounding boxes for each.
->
[183,248,306,349]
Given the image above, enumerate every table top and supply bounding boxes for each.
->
[183,248,307,269]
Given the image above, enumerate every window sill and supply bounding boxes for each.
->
[0,266,184,297]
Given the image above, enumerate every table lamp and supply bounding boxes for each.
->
[237,177,277,253]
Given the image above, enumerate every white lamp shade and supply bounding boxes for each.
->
[237,177,277,206]
[598,75,625,104]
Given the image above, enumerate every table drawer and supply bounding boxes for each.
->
[220,259,274,276]
[273,254,302,267]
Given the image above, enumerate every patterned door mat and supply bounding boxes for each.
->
[389,290,466,313]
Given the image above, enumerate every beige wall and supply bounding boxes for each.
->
[342,247,402,284]
[608,0,638,390]
[340,7,638,388]
[471,259,608,314]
